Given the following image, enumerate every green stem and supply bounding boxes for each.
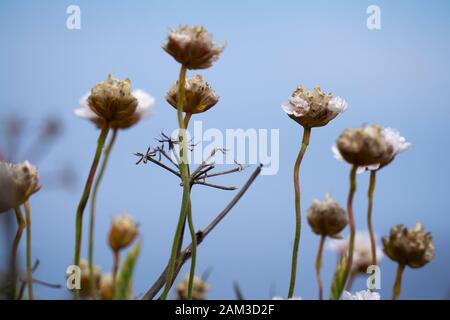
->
[161,65,193,300]
[288,127,311,298]
[392,264,405,300]
[88,129,118,295]
[24,201,33,300]
[186,200,197,300]
[112,250,120,299]
[12,207,25,299]
[315,235,325,300]
[74,126,109,271]
[367,170,377,267]
[340,165,357,298]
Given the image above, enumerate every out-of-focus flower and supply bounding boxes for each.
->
[74,74,155,129]
[78,259,101,298]
[281,86,347,128]
[382,224,434,268]
[0,160,40,213]
[163,25,225,70]
[307,194,347,237]
[272,296,302,300]
[329,232,383,274]
[341,290,380,300]
[108,214,139,252]
[333,126,411,173]
[166,75,219,114]
[99,274,114,300]
[176,275,209,300]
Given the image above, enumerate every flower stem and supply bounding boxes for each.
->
[161,65,193,300]
[24,201,33,300]
[288,127,311,298]
[186,200,197,300]
[112,250,120,298]
[88,129,118,295]
[315,235,326,300]
[392,264,405,300]
[340,165,357,297]
[74,125,109,271]
[12,207,25,299]
[367,170,377,266]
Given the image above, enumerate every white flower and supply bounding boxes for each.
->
[341,290,380,300]
[381,127,412,156]
[328,232,383,274]
[332,144,380,174]
[328,96,348,113]
[272,296,302,300]
[281,96,310,117]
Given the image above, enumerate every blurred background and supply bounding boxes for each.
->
[0,0,449,299]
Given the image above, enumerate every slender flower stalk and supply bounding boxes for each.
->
[24,201,33,300]
[112,251,120,296]
[392,264,405,300]
[341,166,357,294]
[88,129,118,294]
[12,206,25,299]
[288,127,310,298]
[367,170,377,266]
[74,126,109,269]
[315,235,325,300]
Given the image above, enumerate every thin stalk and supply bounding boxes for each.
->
[340,166,358,297]
[161,65,193,300]
[12,207,25,299]
[367,170,377,266]
[112,251,120,298]
[288,127,311,298]
[392,264,405,300]
[315,235,325,300]
[74,126,109,270]
[88,129,118,295]
[24,201,33,300]
[186,200,196,299]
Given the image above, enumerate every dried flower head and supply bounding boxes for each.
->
[163,25,225,69]
[0,160,40,212]
[333,126,411,172]
[307,194,347,237]
[99,274,114,300]
[74,75,155,129]
[282,85,347,128]
[341,290,380,300]
[176,275,209,300]
[108,214,139,252]
[382,224,435,268]
[329,232,383,274]
[166,75,219,114]
[78,259,101,297]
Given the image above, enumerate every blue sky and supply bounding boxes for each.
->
[0,0,449,299]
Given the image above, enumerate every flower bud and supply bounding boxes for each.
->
[108,214,139,252]
[163,25,225,70]
[176,275,209,300]
[382,224,435,268]
[78,259,101,298]
[166,75,219,114]
[282,85,347,128]
[336,125,394,167]
[307,194,347,237]
[0,160,40,213]
[99,274,114,300]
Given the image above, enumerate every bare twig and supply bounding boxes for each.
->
[192,181,237,191]
[142,164,263,300]
[134,152,181,178]
[233,282,245,300]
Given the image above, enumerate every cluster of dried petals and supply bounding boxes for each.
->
[108,214,139,252]
[341,290,380,300]
[282,85,347,128]
[176,275,209,300]
[0,160,40,212]
[382,223,435,268]
[99,274,114,300]
[77,259,102,298]
[163,25,225,70]
[166,75,219,114]
[307,194,347,237]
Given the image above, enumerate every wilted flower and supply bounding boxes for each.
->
[329,232,383,274]
[166,75,219,114]
[307,194,347,237]
[163,25,225,70]
[341,290,380,300]
[176,275,209,300]
[0,160,40,212]
[108,214,139,252]
[382,224,435,268]
[78,259,101,297]
[74,75,155,129]
[333,126,411,173]
[281,85,347,128]
[99,274,114,300]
